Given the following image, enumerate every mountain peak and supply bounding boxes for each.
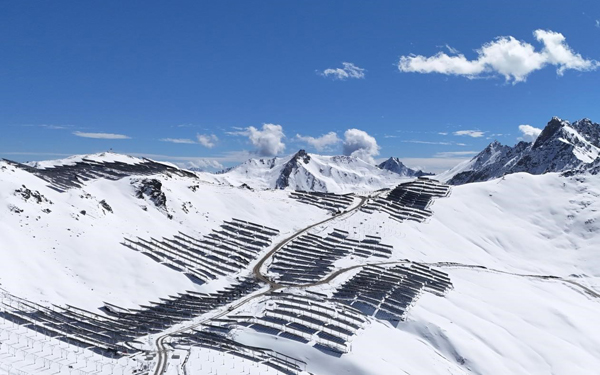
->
[447,116,600,185]
[377,157,431,177]
[532,117,569,150]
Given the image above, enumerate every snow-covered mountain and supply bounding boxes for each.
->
[218,149,407,193]
[2,145,600,375]
[444,117,600,184]
[377,156,432,177]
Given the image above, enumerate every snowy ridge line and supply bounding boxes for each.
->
[361,178,451,223]
[122,218,280,284]
[2,156,197,192]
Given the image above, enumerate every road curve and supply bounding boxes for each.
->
[152,194,368,375]
[253,195,368,288]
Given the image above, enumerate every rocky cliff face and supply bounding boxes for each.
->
[448,117,600,185]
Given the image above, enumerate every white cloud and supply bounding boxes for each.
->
[438,132,449,135]
[596,20,600,29]
[453,130,485,138]
[73,131,130,139]
[295,132,340,151]
[517,124,543,142]
[342,129,380,164]
[320,62,366,80]
[160,138,196,144]
[230,124,286,156]
[398,29,599,83]
[197,134,218,148]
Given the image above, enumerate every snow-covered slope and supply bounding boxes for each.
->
[377,156,432,177]
[218,149,407,193]
[0,158,328,311]
[444,117,600,184]
[2,151,600,375]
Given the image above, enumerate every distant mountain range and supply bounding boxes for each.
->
[216,150,415,193]
[6,116,600,193]
[444,117,600,185]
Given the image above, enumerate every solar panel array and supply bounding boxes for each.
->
[361,178,450,222]
[268,229,392,285]
[229,293,367,355]
[333,263,452,323]
[123,218,279,283]
[3,158,197,192]
[289,191,355,212]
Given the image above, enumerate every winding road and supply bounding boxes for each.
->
[152,193,600,375]
[152,195,368,375]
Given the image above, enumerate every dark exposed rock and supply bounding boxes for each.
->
[275,150,311,189]
[134,179,168,211]
[99,200,113,213]
[15,185,52,204]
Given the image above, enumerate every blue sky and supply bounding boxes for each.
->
[1,0,600,172]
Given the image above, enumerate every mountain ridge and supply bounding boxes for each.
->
[445,117,600,185]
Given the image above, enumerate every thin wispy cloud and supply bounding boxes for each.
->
[434,151,479,158]
[160,138,196,144]
[596,20,600,28]
[398,29,599,83]
[296,132,340,151]
[73,131,131,139]
[400,140,467,146]
[319,62,366,80]
[445,44,460,54]
[453,130,485,138]
[14,124,73,130]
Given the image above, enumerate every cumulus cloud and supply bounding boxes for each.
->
[73,131,130,139]
[295,132,340,151]
[197,134,218,148]
[517,124,543,142]
[398,29,599,83]
[342,129,380,164]
[231,124,286,156]
[453,130,485,138]
[160,138,196,144]
[320,62,366,80]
